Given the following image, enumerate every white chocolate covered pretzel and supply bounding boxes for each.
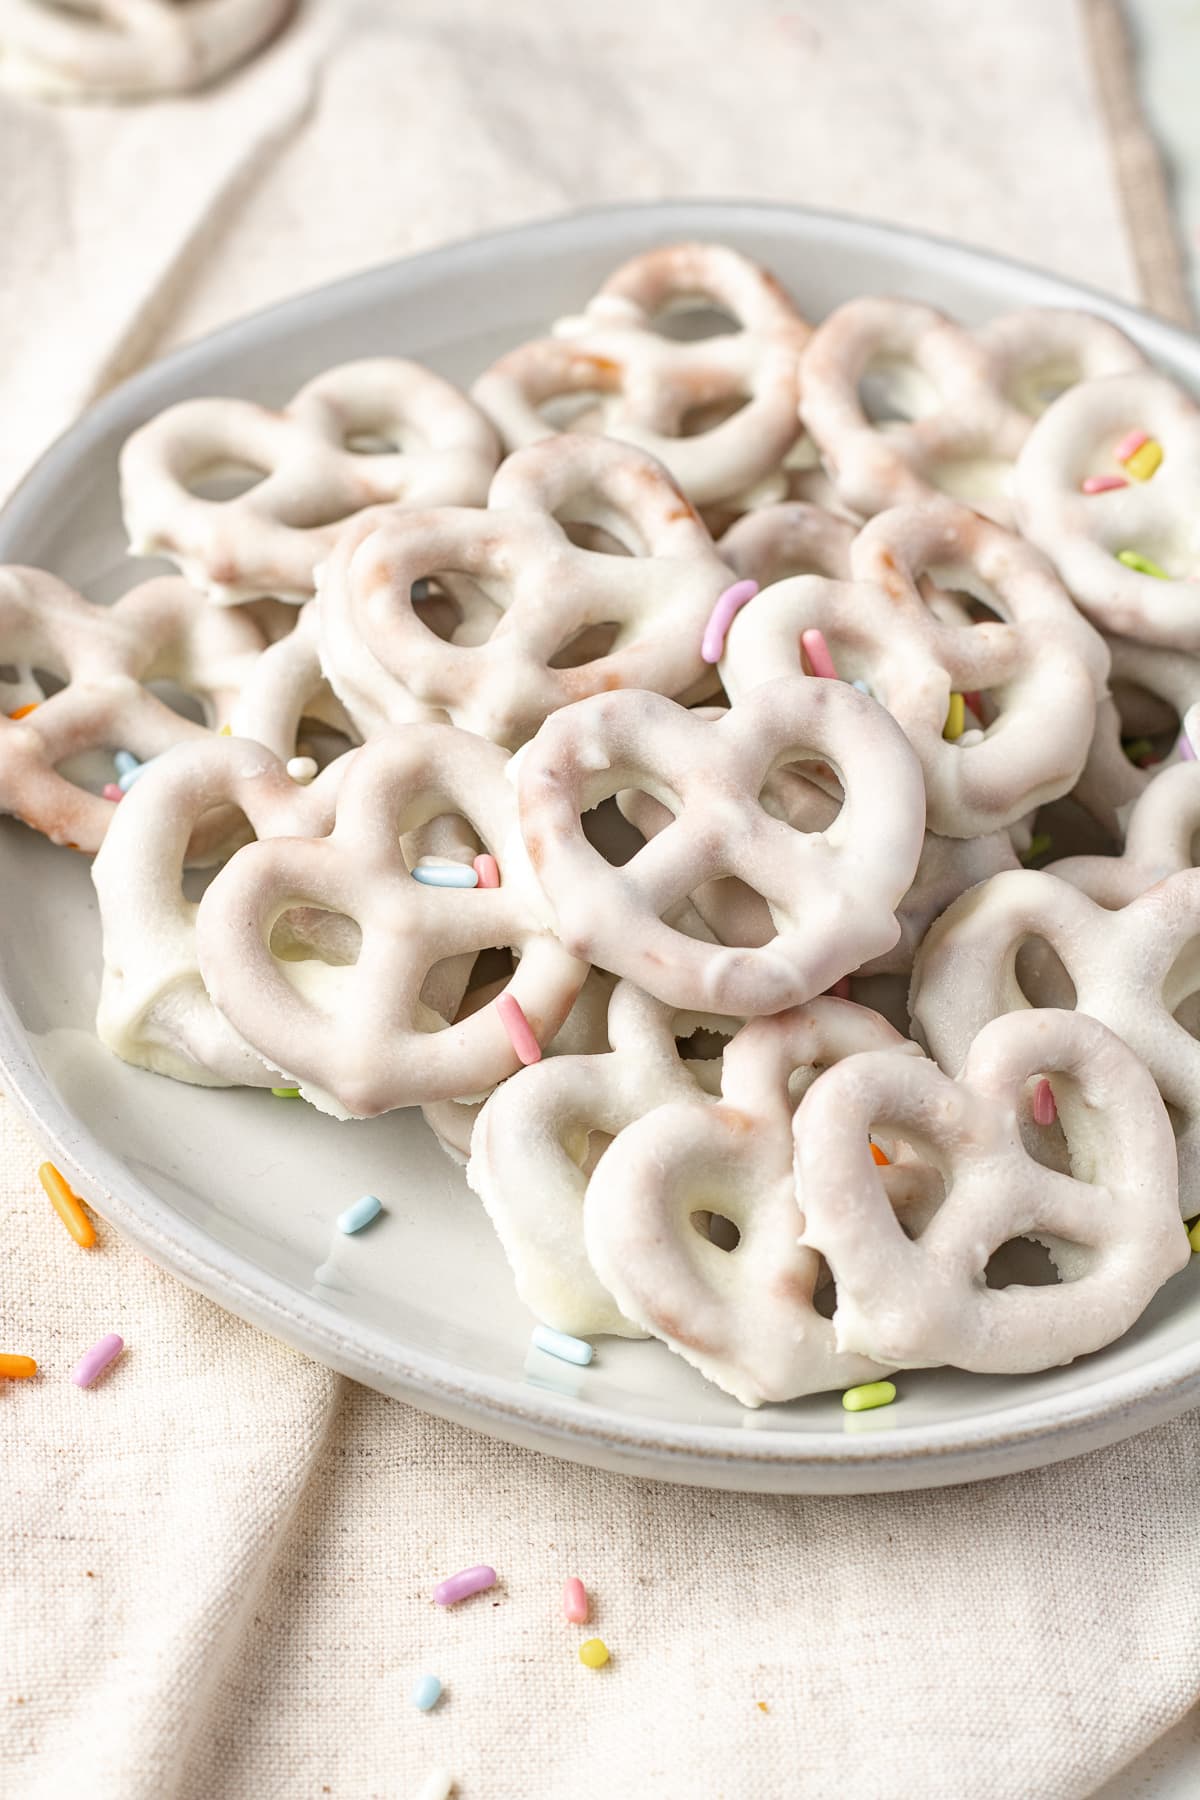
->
[194,724,586,1116]
[316,435,735,748]
[583,998,930,1404]
[472,242,810,510]
[0,0,294,99]
[910,866,1200,1211]
[121,359,499,605]
[93,736,350,1087]
[796,1008,1186,1372]
[1015,371,1200,648]
[800,298,1143,524]
[228,601,358,763]
[1049,759,1200,906]
[720,499,1110,837]
[467,979,737,1336]
[0,565,264,852]
[518,676,925,1013]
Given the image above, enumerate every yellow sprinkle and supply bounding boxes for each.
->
[1187,1218,1200,1254]
[942,693,964,742]
[1125,439,1163,481]
[578,1638,610,1668]
[842,1380,897,1413]
[756,1701,769,1714]
[218,724,232,736]
[1117,550,1169,579]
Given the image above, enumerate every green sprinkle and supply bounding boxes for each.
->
[1122,738,1154,765]
[271,1086,301,1098]
[842,1380,897,1413]
[1187,1218,1200,1254]
[1117,549,1169,579]
[1023,832,1052,863]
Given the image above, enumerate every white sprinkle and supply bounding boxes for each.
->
[287,755,319,784]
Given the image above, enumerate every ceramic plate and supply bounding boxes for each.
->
[2,201,1198,1495]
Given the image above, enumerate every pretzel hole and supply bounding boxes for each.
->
[269,907,361,965]
[1165,939,1200,1023]
[568,1130,615,1177]
[410,579,502,647]
[538,390,616,433]
[1013,938,1077,1009]
[344,429,408,455]
[690,1210,741,1251]
[547,622,623,669]
[984,1238,1060,1288]
[674,1026,733,1062]
[1005,360,1085,418]
[561,521,635,557]
[0,664,20,685]
[582,794,649,868]
[760,763,844,828]
[187,461,269,503]
[858,360,939,425]
[144,680,210,727]
[646,302,740,342]
[678,394,749,438]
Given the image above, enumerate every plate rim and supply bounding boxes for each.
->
[2,196,1198,1494]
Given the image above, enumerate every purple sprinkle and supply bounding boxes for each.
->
[433,1564,497,1607]
[70,1333,124,1389]
[701,580,758,664]
[1179,729,1197,763]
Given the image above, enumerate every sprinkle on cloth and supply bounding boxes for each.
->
[473,852,500,888]
[1117,549,1169,579]
[433,1565,498,1607]
[71,1333,124,1389]
[531,1325,594,1367]
[943,692,965,742]
[1033,1079,1057,1126]
[38,1162,97,1249]
[578,1638,610,1669]
[800,627,837,680]
[415,1771,456,1800]
[0,1354,37,1378]
[496,993,541,1066]
[562,1577,589,1624]
[842,1380,897,1413]
[337,1194,382,1235]
[411,1675,443,1712]
[412,862,479,888]
[700,579,758,664]
[1081,473,1128,494]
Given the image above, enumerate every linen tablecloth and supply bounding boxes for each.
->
[2,5,1197,1796]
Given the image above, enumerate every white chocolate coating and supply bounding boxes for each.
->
[796,1009,1186,1371]
[0,0,294,100]
[473,243,810,510]
[1049,759,1200,906]
[121,359,499,604]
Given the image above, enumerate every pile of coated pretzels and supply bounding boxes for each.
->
[5,241,1199,1408]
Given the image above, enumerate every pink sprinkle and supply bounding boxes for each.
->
[497,993,541,1065]
[102,783,124,803]
[963,691,983,718]
[701,579,758,663]
[562,1577,589,1624]
[826,976,852,999]
[1180,730,1197,763]
[1114,429,1150,464]
[1082,474,1128,495]
[70,1333,124,1389]
[434,1564,497,1606]
[474,853,500,888]
[800,628,837,680]
[1033,1080,1057,1127]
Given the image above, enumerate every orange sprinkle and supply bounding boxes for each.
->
[0,1354,37,1379]
[7,703,38,720]
[38,1162,97,1248]
[756,1701,770,1714]
[870,1143,890,1166]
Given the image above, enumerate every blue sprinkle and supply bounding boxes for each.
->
[531,1324,594,1367]
[113,750,139,777]
[118,759,153,792]
[851,678,872,696]
[337,1193,382,1234]
[412,1674,443,1712]
[411,863,479,888]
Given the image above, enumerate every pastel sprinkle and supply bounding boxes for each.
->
[1123,737,1154,765]
[497,993,541,1065]
[800,627,837,680]
[286,755,318,784]
[102,783,124,803]
[337,1194,382,1234]
[415,1771,456,1800]
[0,1354,37,1379]
[1125,439,1163,481]
[943,692,965,741]
[1081,473,1128,494]
[579,1638,610,1668]
[412,862,478,888]
[531,1325,594,1367]
[411,1675,443,1712]
[38,1162,96,1249]
[850,677,872,696]
[1033,1079,1057,1126]
[70,1333,124,1389]
[869,1142,890,1167]
[1023,832,1053,863]
[7,702,39,720]
[1179,729,1197,763]
[433,1564,497,1607]
[842,1380,897,1413]
[562,1577,589,1624]
[1188,1218,1200,1254]
[757,1701,770,1714]
[113,750,139,777]
[271,1086,300,1098]
[117,760,152,792]
[1114,428,1149,463]
[828,976,851,999]
[1117,549,1169,579]
[218,724,232,737]
[473,853,500,888]
[963,691,983,717]
[701,579,758,663]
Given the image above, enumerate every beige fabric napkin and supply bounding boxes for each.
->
[1,3,1196,1796]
